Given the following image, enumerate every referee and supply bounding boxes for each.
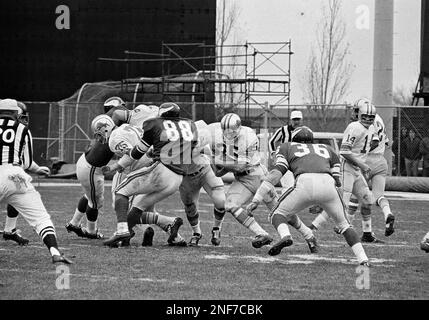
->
[269,110,303,155]
[0,99,72,264]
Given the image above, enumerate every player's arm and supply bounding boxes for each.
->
[111,109,130,127]
[328,146,341,187]
[340,127,370,172]
[246,145,288,213]
[269,127,284,155]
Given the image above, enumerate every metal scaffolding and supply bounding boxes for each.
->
[98,40,293,121]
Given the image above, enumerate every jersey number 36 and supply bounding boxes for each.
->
[292,143,330,159]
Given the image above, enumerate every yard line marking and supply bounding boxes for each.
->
[0,268,185,285]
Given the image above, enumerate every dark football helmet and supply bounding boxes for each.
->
[158,102,180,118]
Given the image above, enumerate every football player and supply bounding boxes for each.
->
[346,110,395,241]
[111,103,159,127]
[421,232,429,253]
[108,122,186,246]
[65,97,127,240]
[310,99,379,239]
[178,120,226,246]
[0,99,71,264]
[247,127,370,266]
[2,101,51,246]
[207,113,314,249]
[102,102,198,247]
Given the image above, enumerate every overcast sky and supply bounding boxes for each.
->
[231,0,420,105]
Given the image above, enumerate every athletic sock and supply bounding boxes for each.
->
[377,197,392,221]
[271,213,291,238]
[70,209,85,226]
[231,208,267,236]
[4,217,17,233]
[213,208,225,229]
[191,221,202,235]
[351,243,368,264]
[311,211,329,230]
[70,196,88,226]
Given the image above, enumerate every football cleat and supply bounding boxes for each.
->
[65,222,85,238]
[52,254,73,264]
[167,217,184,245]
[103,231,133,247]
[359,260,370,267]
[188,233,203,246]
[168,234,188,247]
[268,235,293,256]
[306,236,319,254]
[420,238,429,253]
[81,228,104,239]
[252,234,274,249]
[142,227,154,247]
[211,228,221,246]
[385,214,395,237]
[361,232,384,244]
[3,228,29,246]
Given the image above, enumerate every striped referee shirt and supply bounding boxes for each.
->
[0,117,33,169]
[269,125,294,154]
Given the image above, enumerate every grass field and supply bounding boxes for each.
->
[0,183,428,300]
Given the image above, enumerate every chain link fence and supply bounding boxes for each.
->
[23,101,429,177]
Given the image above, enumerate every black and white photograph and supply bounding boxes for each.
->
[0,0,427,305]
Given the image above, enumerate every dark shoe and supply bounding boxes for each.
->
[65,222,85,238]
[142,227,154,246]
[167,218,183,245]
[306,236,319,253]
[189,233,203,246]
[361,232,384,244]
[3,228,29,246]
[252,234,273,249]
[360,260,370,267]
[385,214,395,237]
[103,231,132,247]
[421,239,429,253]
[82,228,104,239]
[168,236,188,247]
[268,235,293,256]
[211,228,221,246]
[52,254,73,264]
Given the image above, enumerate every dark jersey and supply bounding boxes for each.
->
[0,117,33,168]
[138,117,198,175]
[274,142,340,177]
[84,106,126,167]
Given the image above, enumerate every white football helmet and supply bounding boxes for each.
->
[220,113,241,140]
[91,114,116,143]
[354,98,376,128]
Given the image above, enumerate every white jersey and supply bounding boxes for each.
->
[340,121,378,165]
[208,122,260,172]
[127,104,159,127]
[370,114,389,155]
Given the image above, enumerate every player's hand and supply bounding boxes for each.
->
[309,205,323,215]
[37,166,51,176]
[101,166,112,175]
[246,200,260,216]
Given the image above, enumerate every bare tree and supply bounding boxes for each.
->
[302,0,353,130]
[215,0,243,118]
